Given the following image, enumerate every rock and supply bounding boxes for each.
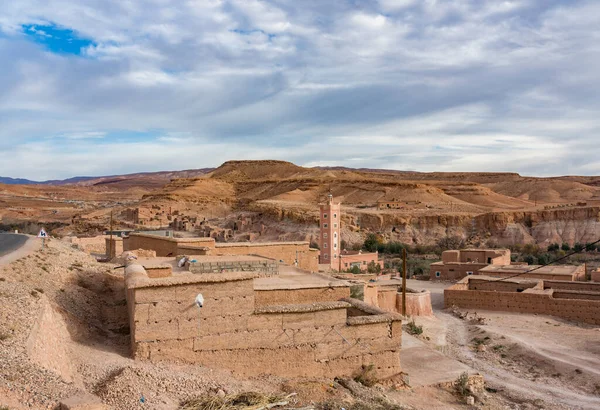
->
[217,389,226,398]
[466,396,475,405]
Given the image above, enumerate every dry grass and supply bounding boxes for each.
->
[179,392,289,410]
[353,364,378,388]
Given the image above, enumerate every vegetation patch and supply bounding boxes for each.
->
[353,364,378,387]
[180,392,290,410]
[404,320,423,336]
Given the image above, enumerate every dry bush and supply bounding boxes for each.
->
[353,364,378,387]
[455,372,470,397]
[180,392,288,410]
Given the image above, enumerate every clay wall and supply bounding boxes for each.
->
[177,245,210,256]
[468,279,539,292]
[105,237,123,259]
[445,280,600,325]
[396,290,433,316]
[340,252,384,272]
[441,250,460,263]
[543,280,600,292]
[376,288,397,312]
[214,242,319,272]
[365,284,433,317]
[70,236,107,254]
[255,286,350,308]
[190,260,278,276]
[124,233,216,256]
[126,266,402,379]
[592,270,600,282]
[430,263,488,280]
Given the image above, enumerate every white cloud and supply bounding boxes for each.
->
[0,0,599,179]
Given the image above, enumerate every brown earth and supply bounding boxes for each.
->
[2,160,600,246]
[0,237,523,410]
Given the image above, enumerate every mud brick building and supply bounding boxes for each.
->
[124,261,403,378]
[430,249,511,280]
[445,276,600,325]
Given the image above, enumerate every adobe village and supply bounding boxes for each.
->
[1,161,600,410]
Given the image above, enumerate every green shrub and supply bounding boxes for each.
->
[405,320,423,335]
[455,372,470,397]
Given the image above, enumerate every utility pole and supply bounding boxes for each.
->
[109,210,113,259]
[402,248,407,316]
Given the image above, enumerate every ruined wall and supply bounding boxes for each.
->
[214,242,319,272]
[126,266,402,379]
[445,281,600,325]
[124,233,216,256]
[69,235,107,254]
[592,270,600,282]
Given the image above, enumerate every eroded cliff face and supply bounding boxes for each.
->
[357,207,600,246]
[248,202,600,246]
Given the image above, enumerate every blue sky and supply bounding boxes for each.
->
[0,0,599,180]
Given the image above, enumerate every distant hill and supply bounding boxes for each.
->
[0,176,40,185]
[0,168,215,187]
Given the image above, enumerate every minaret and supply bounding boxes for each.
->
[319,193,341,270]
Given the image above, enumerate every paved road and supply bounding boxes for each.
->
[0,233,28,257]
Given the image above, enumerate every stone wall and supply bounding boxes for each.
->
[214,242,319,272]
[125,264,402,379]
[445,278,600,325]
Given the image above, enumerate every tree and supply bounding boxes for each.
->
[547,243,559,252]
[573,243,584,253]
[347,265,361,274]
[363,234,380,252]
[537,253,550,265]
[585,243,597,252]
[437,236,465,251]
[367,261,381,274]
[561,243,571,251]
[523,254,536,265]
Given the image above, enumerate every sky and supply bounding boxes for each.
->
[0,0,599,180]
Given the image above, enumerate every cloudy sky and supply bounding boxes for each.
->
[1,0,599,180]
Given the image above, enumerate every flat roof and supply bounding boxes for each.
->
[479,264,581,276]
[254,270,350,290]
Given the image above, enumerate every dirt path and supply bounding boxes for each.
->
[440,310,600,409]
